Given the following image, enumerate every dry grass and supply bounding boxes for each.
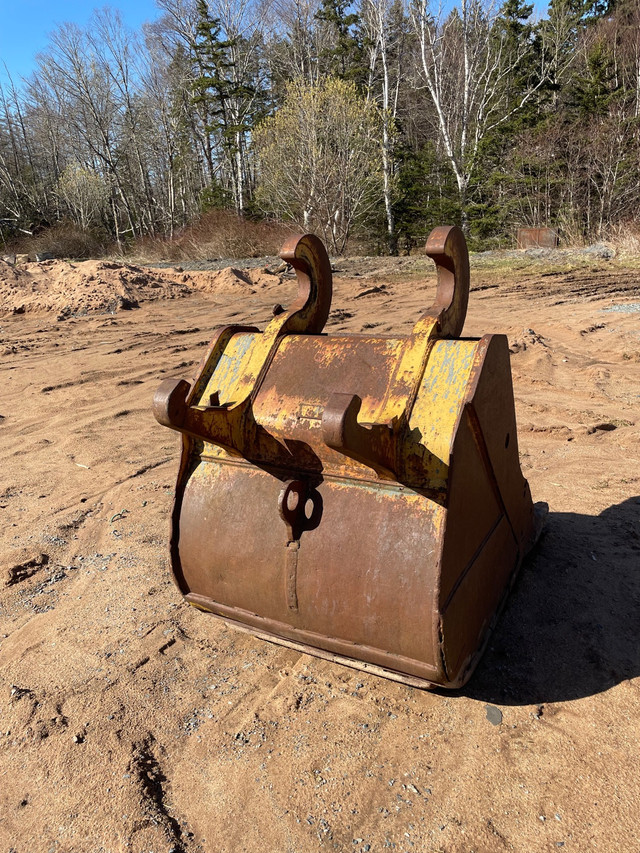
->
[4,221,112,259]
[604,221,640,256]
[131,211,295,261]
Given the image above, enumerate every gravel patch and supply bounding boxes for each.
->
[603,302,640,313]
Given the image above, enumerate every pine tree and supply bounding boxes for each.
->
[568,39,620,117]
[315,0,366,86]
[190,0,266,212]
[393,143,460,251]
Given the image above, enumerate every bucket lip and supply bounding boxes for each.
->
[184,594,446,689]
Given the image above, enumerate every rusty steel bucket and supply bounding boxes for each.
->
[153,226,543,689]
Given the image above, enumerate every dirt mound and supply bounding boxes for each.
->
[0,259,283,318]
[186,265,282,294]
[0,259,192,319]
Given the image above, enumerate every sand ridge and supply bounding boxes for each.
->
[0,258,282,320]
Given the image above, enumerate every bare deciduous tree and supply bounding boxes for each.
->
[361,0,406,252]
[408,0,544,227]
[255,77,384,252]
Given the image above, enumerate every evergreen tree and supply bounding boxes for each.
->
[567,39,620,117]
[495,0,535,101]
[190,0,266,212]
[315,0,367,86]
[393,143,460,250]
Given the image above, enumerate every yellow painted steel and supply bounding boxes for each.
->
[192,326,477,493]
[410,339,476,464]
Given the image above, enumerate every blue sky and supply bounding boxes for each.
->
[1,0,549,86]
[0,0,162,83]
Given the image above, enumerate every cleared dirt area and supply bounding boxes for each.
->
[0,252,639,852]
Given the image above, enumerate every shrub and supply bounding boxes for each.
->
[4,220,112,259]
[131,210,295,261]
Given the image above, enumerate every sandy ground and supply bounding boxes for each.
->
[0,252,639,852]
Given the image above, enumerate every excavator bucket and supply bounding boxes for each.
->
[153,227,543,689]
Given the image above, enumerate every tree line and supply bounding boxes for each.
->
[0,0,638,255]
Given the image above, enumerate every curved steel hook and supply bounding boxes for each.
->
[278,233,333,335]
[424,225,469,339]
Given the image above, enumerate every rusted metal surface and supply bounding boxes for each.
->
[153,226,543,689]
[516,227,559,249]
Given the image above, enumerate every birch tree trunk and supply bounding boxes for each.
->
[408,0,544,230]
[362,0,400,253]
